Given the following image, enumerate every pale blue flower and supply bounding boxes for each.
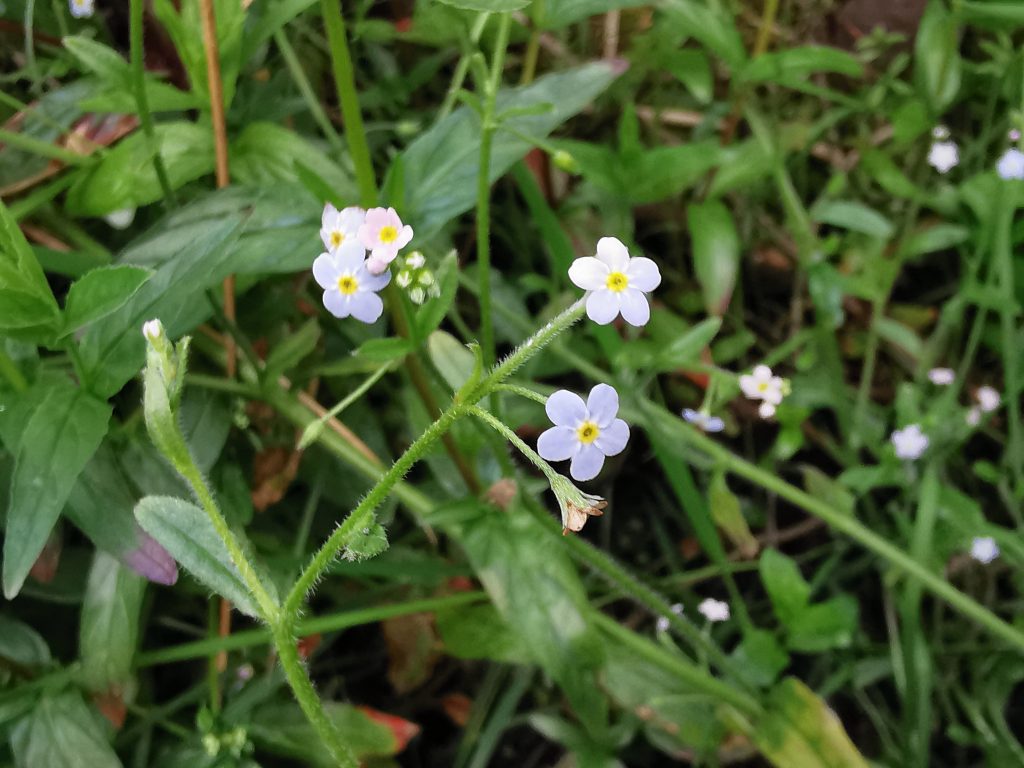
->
[996,148,1024,180]
[69,0,94,17]
[682,408,724,433]
[312,240,390,323]
[538,384,629,481]
[970,536,999,564]
[568,237,661,326]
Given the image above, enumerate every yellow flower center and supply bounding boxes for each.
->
[606,271,629,292]
[576,420,600,444]
[378,225,398,244]
[337,275,359,295]
[757,381,769,393]
[330,230,344,247]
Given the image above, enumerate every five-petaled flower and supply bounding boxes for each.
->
[568,237,661,326]
[927,128,959,175]
[970,536,999,564]
[739,365,786,419]
[976,385,1000,413]
[538,384,629,481]
[891,424,928,460]
[682,408,724,433]
[928,367,955,386]
[321,204,365,253]
[313,240,391,323]
[996,148,1024,180]
[70,0,94,18]
[359,207,414,274]
[698,598,730,623]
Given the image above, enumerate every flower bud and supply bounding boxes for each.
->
[552,149,579,174]
[549,474,606,534]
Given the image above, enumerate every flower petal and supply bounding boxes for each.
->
[348,291,384,323]
[595,418,629,456]
[585,291,620,325]
[335,239,366,271]
[618,288,650,326]
[322,290,351,318]
[625,256,661,292]
[537,426,578,462]
[321,202,339,228]
[360,266,392,292]
[570,443,605,481]
[546,389,587,427]
[366,255,393,275]
[312,254,340,289]
[339,206,365,232]
[587,383,619,427]
[568,257,610,290]
[596,237,630,272]
[396,225,414,249]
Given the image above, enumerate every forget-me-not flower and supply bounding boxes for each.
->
[538,384,630,481]
[568,237,661,326]
[312,240,390,323]
[321,204,365,253]
[359,207,414,274]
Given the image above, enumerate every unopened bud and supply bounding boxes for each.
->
[552,149,579,174]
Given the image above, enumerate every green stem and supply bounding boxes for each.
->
[320,0,377,206]
[0,348,28,392]
[994,185,1022,491]
[130,0,176,207]
[274,28,347,157]
[297,360,395,448]
[0,128,92,165]
[476,13,513,373]
[467,405,561,483]
[436,13,490,123]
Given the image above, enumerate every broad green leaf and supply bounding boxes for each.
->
[428,330,476,391]
[875,317,923,361]
[616,317,721,372]
[0,199,60,340]
[65,122,214,216]
[241,0,319,61]
[661,0,747,69]
[689,200,740,316]
[10,692,122,768]
[901,223,969,260]
[395,62,620,236]
[436,603,531,663]
[3,381,111,599]
[786,595,858,653]
[759,548,811,625]
[731,629,789,688]
[708,138,775,198]
[133,495,260,617]
[435,0,528,11]
[79,552,146,692]
[0,615,51,668]
[665,49,713,104]
[356,337,414,362]
[263,318,321,380]
[739,46,863,84]
[61,265,151,336]
[810,200,894,240]
[959,1,1024,26]
[914,1,962,114]
[750,678,870,768]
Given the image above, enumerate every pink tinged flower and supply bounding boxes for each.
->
[122,529,178,585]
[682,408,724,433]
[928,367,955,385]
[1011,129,1022,142]
[320,204,365,253]
[891,424,928,460]
[568,237,661,327]
[358,207,414,274]
[537,384,630,482]
[970,536,999,564]
[312,240,390,323]
[996,148,1024,180]
[70,0,94,18]
[698,598,730,622]
[976,385,1000,413]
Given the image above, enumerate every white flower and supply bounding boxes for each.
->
[932,125,950,140]
[970,536,999,564]
[1010,129,1021,142]
[966,407,982,427]
[656,603,684,633]
[682,408,724,433]
[927,140,959,174]
[697,598,729,623]
[891,424,928,460]
[358,207,413,274]
[739,365,786,419]
[69,0,94,18]
[568,237,661,327]
[105,207,135,229]
[996,148,1024,180]
[928,367,955,385]
[976,386,1000,413]
[320,204,365,253]
[311,240,390,323]
[142,319,163,342]
[538,384,630,482]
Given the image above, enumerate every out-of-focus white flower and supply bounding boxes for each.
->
[311,240,390,323]
[320,204,364,252]
[656,603,684,633]
[697,598,730,623]
[69,0,94,18]
[568,237,661,327]
[970,536,999,564]
[891,424,929,460]
[928,139,959,174]
[739,365,787,419]
[928,367,955,386]
[105,207,136,229]
[976,386,1000,413]
[996,148,1024,180]
[538,384,629,482]
[358,207,413,274]
[966,407,982,427]
[682,408,725,433]
[758,402,776,420]
[142,319,163,342]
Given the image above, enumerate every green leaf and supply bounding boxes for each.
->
[263,318,321,380]
[133,495,260,617]
[61,265,152,336]
[10,692,122,768]
[914,1,962,114]
[689,200,740,316]
[413,251,459,341]
[709,471,758,558]
[901,223,969,260]
[3,382,111,599]
[65,123,215,216]
[79,552,146,692]
[355,337,414,362]
[0,199,60,340]
[739,46,863,84]
[759,548,811,625]
[959,1,1024,26]
[786,595,858,653]
[539,0,648,28]
[428,330,477,391]
[801,465,854,515]
[435,0,528,10]
[661,0,747,69]
[342,522,389,562]
[810,200,894,240]
[731,629,789,688]
[241,0,319,62]
[617,317,721,372]
[395,62,620,236]
[0,615,51,668]
[665,49,713,104]
[436,603,531,663]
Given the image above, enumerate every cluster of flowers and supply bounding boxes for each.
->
[682,363,791,434]
[928,126,1024,180]
[313,204,414,323]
